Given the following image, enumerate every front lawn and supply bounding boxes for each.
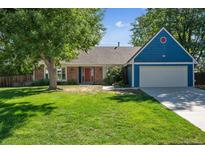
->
[0,86,205,144]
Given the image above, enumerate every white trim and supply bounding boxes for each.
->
[131,59,134,87]
[128,27,197,64]
[134,62,194,65]
[56,67,67,82]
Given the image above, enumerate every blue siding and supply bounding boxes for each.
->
[127,65,132,86]
[133,64,193,87]
[134,29,193,62]
[134,64,139,87]
[188,64,193,87]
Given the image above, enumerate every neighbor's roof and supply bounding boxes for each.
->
[64,46,141,65]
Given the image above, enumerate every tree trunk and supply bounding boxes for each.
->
[40,53,57,90]
[47,60,57,90]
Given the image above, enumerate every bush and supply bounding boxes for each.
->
[31,79,49,86]
[32,79,78,86]
[104,66,125,86]
[57,80,78,85]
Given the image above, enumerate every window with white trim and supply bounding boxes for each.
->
[45,67,66,81]
[57,67,66,81]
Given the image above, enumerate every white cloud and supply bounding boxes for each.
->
[115,21,126,28]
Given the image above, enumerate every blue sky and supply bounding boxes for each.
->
[99,8,146,46]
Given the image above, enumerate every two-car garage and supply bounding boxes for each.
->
[139,66,188,87]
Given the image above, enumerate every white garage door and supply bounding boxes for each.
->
[139,66,188,87]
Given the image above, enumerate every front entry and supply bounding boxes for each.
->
[84,68,91,82]
[82,67,94,83]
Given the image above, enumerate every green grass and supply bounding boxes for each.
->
[0,86,205,144]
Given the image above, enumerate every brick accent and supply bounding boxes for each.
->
[67,67,78,82]
[94,67,103,84]
[34,65,44,80]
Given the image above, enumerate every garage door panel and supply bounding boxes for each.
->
[139,66,188,87]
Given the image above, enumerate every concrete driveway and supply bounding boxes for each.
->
[142,87,205,131]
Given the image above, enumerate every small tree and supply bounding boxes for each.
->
[0,9,105,89]
[104,66,125,86]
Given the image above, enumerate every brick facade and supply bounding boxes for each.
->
[33,65,103,84]
[94,67,103,84]
[67,67,78,82]
[66,66,103,84]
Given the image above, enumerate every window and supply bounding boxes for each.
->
[44,67,66,81]
[57,67,66,81]
[160,37,167,44]
[62,67,66,80]
[45,69,49,79]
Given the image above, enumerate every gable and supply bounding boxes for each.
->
[134,28,195,63]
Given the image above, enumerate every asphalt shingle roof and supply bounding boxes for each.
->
[65,46,141,65]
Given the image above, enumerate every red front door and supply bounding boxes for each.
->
[84,68,91,82]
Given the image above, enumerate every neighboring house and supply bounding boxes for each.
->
[33,28,197,87]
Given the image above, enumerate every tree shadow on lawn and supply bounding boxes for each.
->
[0,87,51,100]
[0,101,57,143]
[109,89,159,103]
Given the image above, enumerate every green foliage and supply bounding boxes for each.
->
[130,8,205,72]
[0,63,32,76]
[31,79,49,86]
[104,66,125,86]
[31,79,78,86]
[0,9,105,88]
[0,9,105,63]
[57,80,78,85]
[1,86,205,144]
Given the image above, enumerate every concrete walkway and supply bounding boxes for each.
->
[142,87,205,131]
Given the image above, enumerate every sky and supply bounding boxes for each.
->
[99,8,146,46]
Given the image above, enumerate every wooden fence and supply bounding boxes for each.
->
[0,74,33,87]
[195,73,205,86]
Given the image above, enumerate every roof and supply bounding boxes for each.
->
[65,46,141,65]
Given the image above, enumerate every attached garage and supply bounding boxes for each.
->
[139,66,188,87]
[127,28,197,88]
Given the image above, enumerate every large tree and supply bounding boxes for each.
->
[0,9,104,89]
[130,8,205,72]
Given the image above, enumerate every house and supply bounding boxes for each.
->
[33,46,140,85]
[33,28,197,87]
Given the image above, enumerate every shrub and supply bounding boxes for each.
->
[57,80,78,85]
[32,79,78,86]
[31,79,49,86]
[104,66,125,86]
